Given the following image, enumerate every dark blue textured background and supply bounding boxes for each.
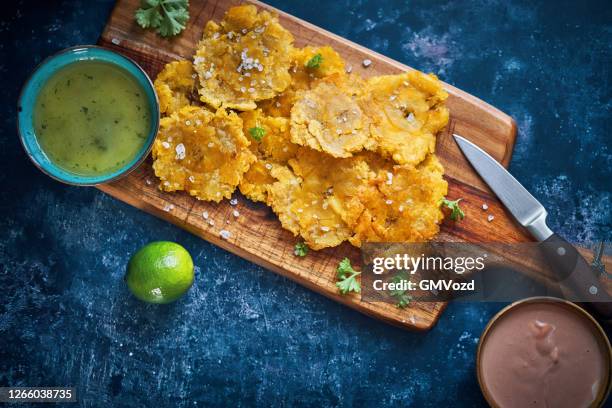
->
[1,1,610,407]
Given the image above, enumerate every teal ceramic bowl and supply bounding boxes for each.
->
[18,45,159,185]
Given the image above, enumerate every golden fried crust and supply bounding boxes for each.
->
[238,161,278,203]
[240,110,298,163]
[238,110,298,202]
[194,5,294,111]
[154,60,197,116]
[259,46,346,117]
[152,106,256,202]
[290,74,371,158]
[349,154,448,246]
[363,71,449,166]
[268,149,375,250]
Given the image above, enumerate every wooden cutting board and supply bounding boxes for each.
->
[96,0,604,330]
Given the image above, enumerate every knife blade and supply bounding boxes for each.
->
[453,133,612,320]
[453,134,552,241]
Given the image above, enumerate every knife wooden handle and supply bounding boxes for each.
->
[542,233,612,322]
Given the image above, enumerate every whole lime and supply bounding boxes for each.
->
[125,241,194,304]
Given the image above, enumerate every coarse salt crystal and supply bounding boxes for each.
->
[175,143,186,160]
[202,211,209,219]
[346,65,353,73]
[208,219,215,226]
[220,230,231,240]
[188,176,195,182]
[482,203,489,210]
[185,120,191,126]
[230,198,238,206]
[385,199,393,205]
[362,59,372,67]
[232,210,240,217]
[321,226,330,232]
[398,205,404,212]
[163,203,175,212]
[145,178,153,185]
[265,163,273,170]
[161,141,170,149]
[386,172,393,185]
[406,112,416,123]
[487,215,495,222]
[111,38,120,45]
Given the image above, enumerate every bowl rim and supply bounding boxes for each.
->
[476,296,612,408]
[17,44,160,186]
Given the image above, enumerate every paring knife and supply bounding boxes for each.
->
[453,133,612,320]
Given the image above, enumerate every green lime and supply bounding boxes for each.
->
[125,241,194,304]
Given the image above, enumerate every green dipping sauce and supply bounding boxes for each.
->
[33,61,151,176]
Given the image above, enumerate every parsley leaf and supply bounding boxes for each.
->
[294,242,309,257]
[440,198,465,221]
[135,0,189,38]
[249,126,266,142]
[336,258,361,295]
[390,272,412,308]
[305,53,323,69]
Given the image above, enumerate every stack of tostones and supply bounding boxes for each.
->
[152,4,450,250]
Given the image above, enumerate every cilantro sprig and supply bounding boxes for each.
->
[390,272,412,308]
[135,0,190,38]
[305,53,323,69]
[249,126,266,142]
[294,242,309,257]
[440,198,465,221]
[336,258,361,295]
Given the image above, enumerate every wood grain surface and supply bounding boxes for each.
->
[95,0,608,330]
